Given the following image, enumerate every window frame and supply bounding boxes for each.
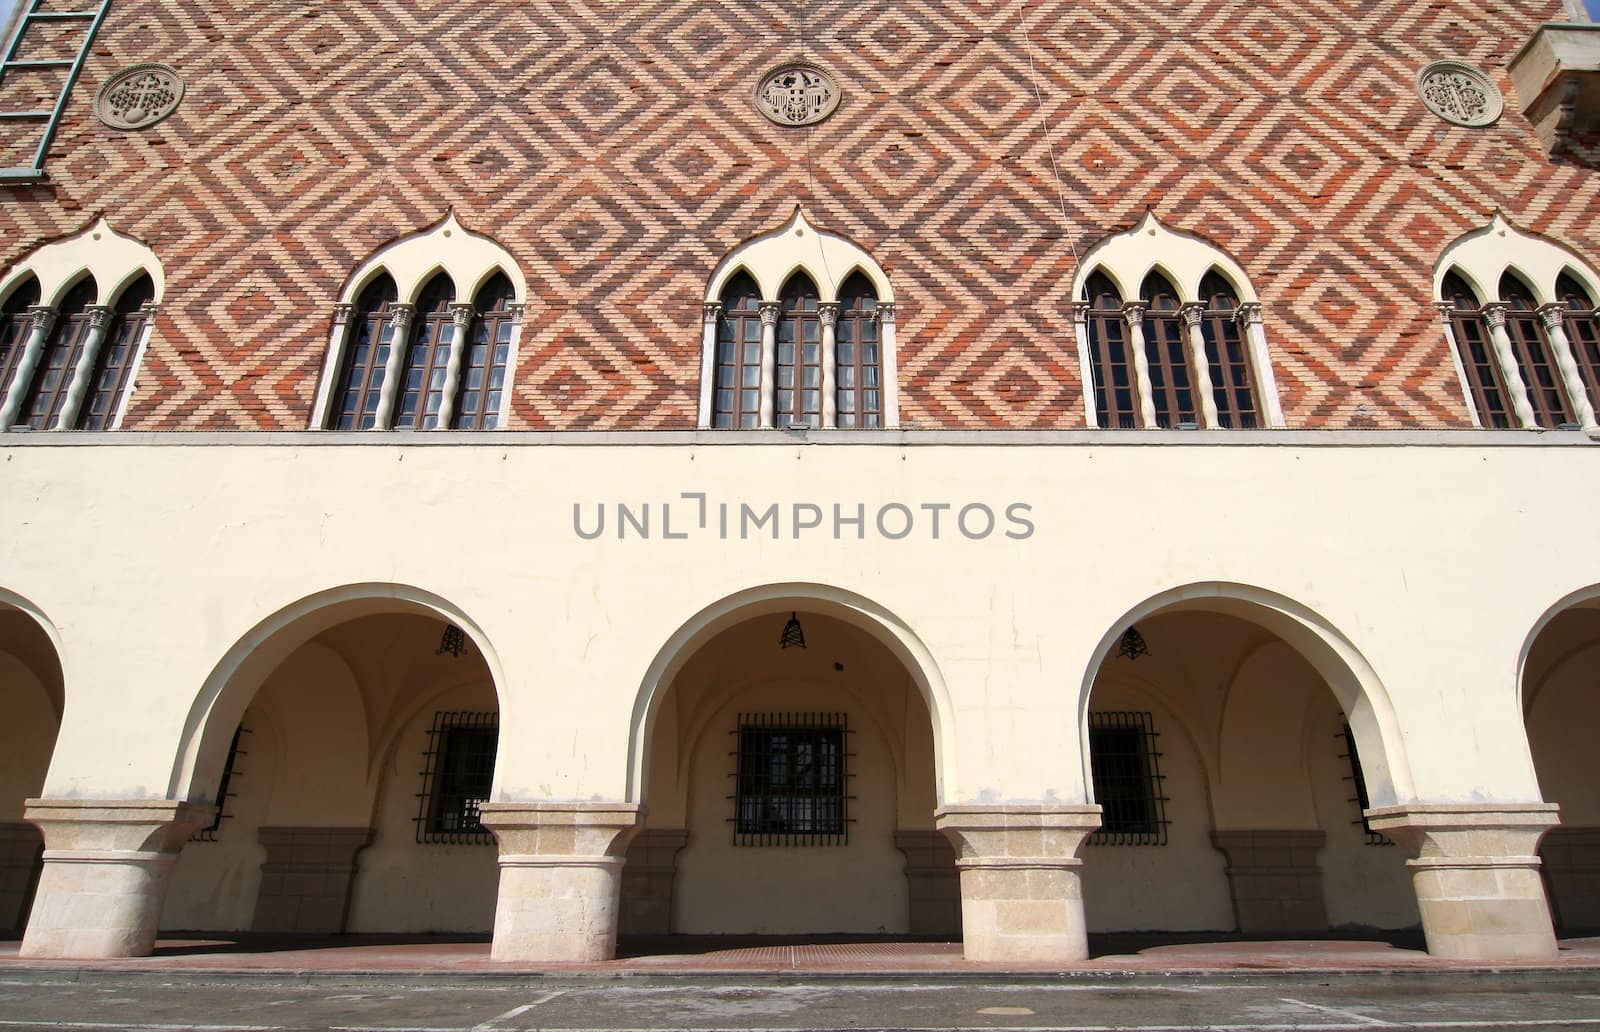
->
[1499,274,1574,429]
[76,274,156,431]
[19,277,99,431]
[1198,273,1260,429]
[1086,710,1169,847]
[416,710,499,846]
[1441,272,1515,429]
[774,273,823,429]
[733,711,850,847]
[1140,275,1198,429]
[834,272,884,429]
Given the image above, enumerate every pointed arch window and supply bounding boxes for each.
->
[1084,273,1137,429]
[714,272,764,429]
[776,273,822,429]
[76,274,155,431]
[20,277,98,431]
[1199,273,1259,429]
[1442,273,1512,429]
[395,274,458,430]
[0,278,41,415]
[1141,273,1196,429]
[1560,273,1600,413]
[456,273,516,431]
[1500,273,1573,429]
[835,272,883,429]
[332,276,399,431]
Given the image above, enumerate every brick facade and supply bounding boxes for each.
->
[0,0,1590,431]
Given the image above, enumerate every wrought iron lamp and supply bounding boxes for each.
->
[437,624,467,657]
[1117,626,1150,661]
[779,611,807,649]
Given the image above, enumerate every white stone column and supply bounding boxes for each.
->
[1483,304,1538,429]
[1122,302,1156,429]
[1180,302,1220,428]
[434,303,475,430]
[1237,303,1285,428]
[879,303,900,429]
[1366,802,1560,962]
[819,302,839,428]
[20,799,215,959]
[495,303,526,430]
[371,303,415,430]
[1538,304,1596,429]
[697,302,720,428]
[1069,301,1097,428]
[0,307,56,431]
[53,305,112,430]
[1436,302,1483,428]
[758,302,780,429]
[479,801,642,962]
[936,804,1102,962]
[309,304,355,428]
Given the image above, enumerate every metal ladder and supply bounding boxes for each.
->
[0,0,113,181]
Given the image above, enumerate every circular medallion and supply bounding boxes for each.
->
[96,63,186,130]
[755,62,840,127]
[1417,60,1503,128]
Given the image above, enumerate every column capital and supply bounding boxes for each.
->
[876,302,896,326]
[818,302,840,328]
[701,301,723,325]
[1179,302,1207,328]
[28,306,57,335]
[85,305,113,330]
[1068,300,1092,320]
[1537,303,1570,332]
[1434,301,1458,324]
[332,303,356,323]
[1121,300,1147,325]
[758,302,782,327]
[449,303,476,327]
[505,302,528,320]
[1235,302,1264,327]
[387,303,417,330]
[1481,302,1508,329]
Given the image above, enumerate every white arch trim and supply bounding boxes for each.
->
[338,211,526,307]
[1516,582,1600,718]
[0,587,67,721]
[1072,211,1258,304]
[168,582,509,802]
[1436,213,1600,306]
[705,207,894,305]
[0,216,164,308]
[627,581,955,805]
[1076,581,1415,809]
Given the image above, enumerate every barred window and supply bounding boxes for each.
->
[1140,273,1196,428]
[1084,272,1137,429]
[1199,272,1259,428]
[714,272,764,429]
[77,274,155,431]
[1443,272,1513,428]
[417,711,498,845]
[734,712,848,846]
[193,726,249,843]
[1087,710,1168,846]
[835,272,883,429]
[0,278,40,415]
[1339,723,1389,846]
[394,273,457,430]
[1500,273,1573,429]
[332,275,398,430]
[20,277,98,431]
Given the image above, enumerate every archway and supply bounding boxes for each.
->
[627,585,954,938]
[1522,586,1600,933]
[0,593,63,938]
[162,584,504,935]
[1078,583,1417,938]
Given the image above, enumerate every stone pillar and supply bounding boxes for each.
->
[894,829,962,938]
[1180,302,1220,428]
[479,801,642,962]
[371,303,415,430]
[1211,829,1328,933]
[697,302,721,428]
[0,307,56,431]
[252,826,373,934]
[1366,803,1560,961]
[757,302,780,428]
[1540,826,1600,932]
[20,799,215,958]
[1482,304,1538,429]
[1538,304,1597,429]
[619,828,688,935]
[1237,303,1285,428]
[433,303,476,430]
[0,822,43,933]
[878,303,900,428]
[818,301,839,428]
[935,804,1101,962]
[1122,302,1157,429]
[53,305,112,430]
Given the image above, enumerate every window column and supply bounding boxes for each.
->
[371,303,416,430]
[1238,303,1285,427]
[1482,304,1538,429]
[1122,301,1158,429]
[878,303,899,428]
[435,303,476,430]
[53,305,112,430]
[0,306,55,431]
[1538,303,1597,429]
[819,302,839,428]
[758,301,780,429]
[1070,301,1097,428]
[1180,302,1220,428]
[697,302,721,429]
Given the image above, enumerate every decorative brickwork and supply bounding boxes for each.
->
[0,0,1592,430]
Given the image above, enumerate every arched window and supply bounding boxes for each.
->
[76,274,155,431]
[1199,272,1259,429]
[835,272,882,429]
[1442,272,1512,429]
[1500,273,1573,429]
[1140,273,1195,429]
[394,274,457,430]
[20,276,98,430]
[456,273,516,431]
[714,272,763,429]
[0,278,41,414]
[775,273,822,429]
[1560,273,1600,414]
[332,275,398,431]
[1083,272,1136,429]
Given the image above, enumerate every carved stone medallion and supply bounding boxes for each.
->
[96,63,186,130]
[755,63,840,127]
[1417,60,1503,128]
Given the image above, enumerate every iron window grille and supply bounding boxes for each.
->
[192,726,249,843]
[731,712,851,846]
[416,710,498,845]
[1339,723,1391,846]
[1087,710,1169,846]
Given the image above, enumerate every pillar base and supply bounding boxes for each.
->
[253,826,373,933]
[619,828,687,935]
[1366,803,1559,962]
[479,802,642,962]
[20,799,215,959]
[894,829,961,938]
[936,804,1101,962]
[1212,829,1328,933]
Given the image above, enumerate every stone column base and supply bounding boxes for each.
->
[0,822,44,934]
[619,828,687,935]
[1367,803,1559,961]
[936,804,1101,962]
[252,826,373,934]
[894,829,961,938]
[479,802,642,962]
[1541,826,1600,932]
[1211,829,1328,933]
[20,799,215,958]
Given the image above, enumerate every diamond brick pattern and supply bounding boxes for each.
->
[0,0,1591,430]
